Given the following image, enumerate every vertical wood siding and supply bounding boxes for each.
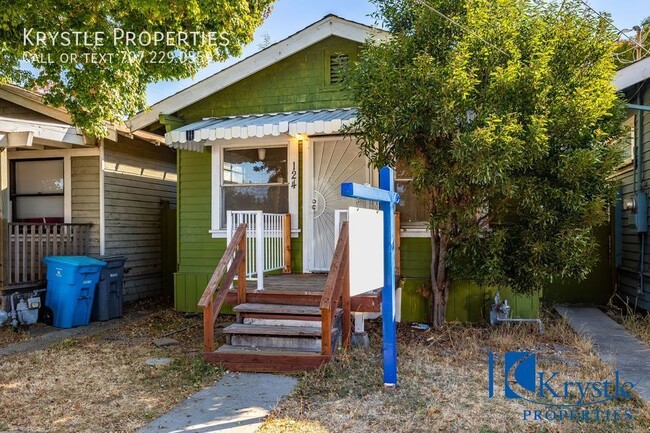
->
[104,136,176,302]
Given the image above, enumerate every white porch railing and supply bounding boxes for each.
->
[334,210,349,245]
[226,211,291,291]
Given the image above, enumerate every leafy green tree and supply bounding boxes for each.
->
[347,0,625,327]
[0,0,273,137]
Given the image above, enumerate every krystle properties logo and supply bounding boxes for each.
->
[488,351,638,422]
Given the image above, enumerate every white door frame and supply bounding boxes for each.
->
[302,135,375,273]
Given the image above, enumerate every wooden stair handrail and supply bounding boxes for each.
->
[319,222,351,356]
[199,223,247,353]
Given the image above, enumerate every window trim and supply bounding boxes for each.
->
[210,138,299,238]
[10,157,66,223]
[620,115,636,166]
[395,168,430,230]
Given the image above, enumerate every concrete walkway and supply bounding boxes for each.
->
[136,373,297,433]
[0,311,147,358]
[556,306,650,401]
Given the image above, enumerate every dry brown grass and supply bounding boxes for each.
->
[0,304,229,433]
[260,311,650,433]
[607,296,650,348]
[0,324,35,348]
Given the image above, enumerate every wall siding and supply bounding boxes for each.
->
[71,156,100,255]
[174,36,358,311]
[104,136,176,302]
[399,238,541,322]
[615,85,650,310]
[172,35,543,321]
[0,99,67,124]
[176,37,358,123]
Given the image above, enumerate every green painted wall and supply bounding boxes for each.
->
[172,34,543,321]
[541,224,614,305]
[399,238,541,323]
[175,36,358,122]
[174,36,359,312]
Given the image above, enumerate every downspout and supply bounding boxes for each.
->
[635,85,646,296]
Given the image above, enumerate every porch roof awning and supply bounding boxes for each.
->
[165,108,357,152]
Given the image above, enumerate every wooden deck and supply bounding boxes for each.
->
[225,273,381,312]
[263,274,327,291]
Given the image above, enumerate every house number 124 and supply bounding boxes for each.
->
[291,162,297,189]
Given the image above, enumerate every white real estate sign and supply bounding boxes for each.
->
[348,206,384,296]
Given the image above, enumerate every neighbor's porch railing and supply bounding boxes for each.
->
[6,223,91,286]
[226,211,291,291]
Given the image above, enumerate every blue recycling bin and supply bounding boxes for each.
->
[43,256,107,328]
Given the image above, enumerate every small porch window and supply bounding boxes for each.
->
[11,158,64,223]
[221,146,289,226]
[620,115,635,165]
[395,160,430,226]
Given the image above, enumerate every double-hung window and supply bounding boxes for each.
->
[11,158,64,223]
[221,146,289,226]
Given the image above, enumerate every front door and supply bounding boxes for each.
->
[308,137,372,271]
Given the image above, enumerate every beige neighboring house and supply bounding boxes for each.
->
[0,84,177,309]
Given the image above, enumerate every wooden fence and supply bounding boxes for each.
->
[5,223,91,286]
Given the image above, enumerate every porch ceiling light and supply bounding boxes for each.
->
[258,148,266,161]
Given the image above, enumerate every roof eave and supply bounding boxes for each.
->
[615,56,650,92]
[128,16,386,132]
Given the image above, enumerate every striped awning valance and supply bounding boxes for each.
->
[165,108,357,152]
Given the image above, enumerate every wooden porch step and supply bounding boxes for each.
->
[215,345,321,354]
[223,323,324,337]
[205,345,330,372]
[233,303,342,316]
[225,289,382,312]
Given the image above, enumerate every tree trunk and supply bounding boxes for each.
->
[430,225,450,329]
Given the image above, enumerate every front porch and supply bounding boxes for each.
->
[199,221,376,372]
[225,274,381,312]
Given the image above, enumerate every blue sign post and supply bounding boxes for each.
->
[341,166,399,388]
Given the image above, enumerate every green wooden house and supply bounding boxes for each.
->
[128,15,540,371]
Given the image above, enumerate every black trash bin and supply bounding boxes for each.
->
[91,256,127,321]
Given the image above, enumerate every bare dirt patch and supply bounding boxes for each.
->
[0,302,229,433]
[260,312,650,433]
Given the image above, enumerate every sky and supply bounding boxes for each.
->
[145,0,650,105]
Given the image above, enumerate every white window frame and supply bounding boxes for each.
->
[621,115,635,166]
[0,148,100,227]
[395,168,430,238]
[209,137,299,238]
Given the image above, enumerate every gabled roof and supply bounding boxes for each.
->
[128,15,387,132]
[615,56,650,91]
[0,84,164,145]
[0,84,72,125]
[166,108,357,152]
